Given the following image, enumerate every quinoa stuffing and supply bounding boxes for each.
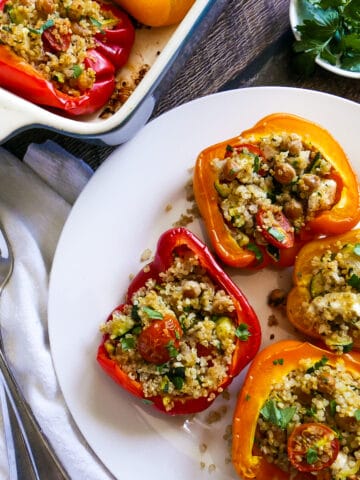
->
[302,242,360,353]
[100,252,240,412]
[255,357,360,479]
[213,132,337,250]
[0,0,119,96]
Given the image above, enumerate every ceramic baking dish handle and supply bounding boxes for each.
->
[0,89,50,143]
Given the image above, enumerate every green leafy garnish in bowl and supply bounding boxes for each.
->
[290,0,360,77]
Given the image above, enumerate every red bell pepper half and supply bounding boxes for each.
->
[97,227,261,415]
[0,0,135,116]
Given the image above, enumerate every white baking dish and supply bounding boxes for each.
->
[0,0,227,146]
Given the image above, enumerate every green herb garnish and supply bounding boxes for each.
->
[347,273,360,290]
[292,0,360,75]
[260,399,297,429]
[273,358,284,365]
[306,447,319,464]
[29,18,55,34]
[354,409,360,421]
[235,323,251,341]
[120,336,135,351]
[72,65,83,79]
[166,340,179,358]
[246,243,263,262]
[142,306,163,319]
[306,355,328,373]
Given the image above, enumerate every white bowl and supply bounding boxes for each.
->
[289,0,360,80]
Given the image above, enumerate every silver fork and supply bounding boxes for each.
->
[0,222,70,479]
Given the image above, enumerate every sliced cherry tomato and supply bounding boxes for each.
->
[256,207,294,249]
[224,143,264,159]
[287,423,340,473]
[42,27,71,53]
[137,315,182,365]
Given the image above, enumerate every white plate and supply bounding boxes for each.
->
[48,86,360,480]
[289,0,360,79]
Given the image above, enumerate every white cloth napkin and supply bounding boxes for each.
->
[0,142,112,479]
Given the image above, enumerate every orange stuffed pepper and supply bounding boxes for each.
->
[232,340,360,480]
[287,229,360,353]
[193,113,360,269]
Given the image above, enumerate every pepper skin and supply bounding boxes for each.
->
[287,229,360,351]
[0,0,135,116]
[112,0,195,26]
[97,227,261,415]
[193,113,360,269]
[232,340,360,480]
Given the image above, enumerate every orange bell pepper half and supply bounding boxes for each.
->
[193,113,360,269]
[232,340,360,480]
[287,228,360,353]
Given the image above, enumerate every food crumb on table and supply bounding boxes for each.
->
[140,248,152,262]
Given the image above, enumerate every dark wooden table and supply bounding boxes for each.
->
[3,0,359,169]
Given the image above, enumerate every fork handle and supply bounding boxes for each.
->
[0,349,70,479]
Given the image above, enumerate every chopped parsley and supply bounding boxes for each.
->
[29,18,54,34]
[272,358,284,365]
[306,355,328,373]
[120,336,135,351]
[166,340,179,358]
[347,273,360,290]
[72,65,83,79]
[292,0,360,75]
[246,243,263,262]
[235,323,251,341]
[306,447,319,465]
[260,399,297,429]
[142,306,163,319]
[354,409,360,421]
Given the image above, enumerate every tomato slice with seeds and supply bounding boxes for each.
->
[137,314,182,365]
[224,143,264,160]
[42,27,71,53]
[287,423,340,473]
[256,207,294,249]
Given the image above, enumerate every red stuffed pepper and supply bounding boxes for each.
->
[232,340,360,480]
[0,0,135,115]
[193,113,360,269]
[97,227,261,415]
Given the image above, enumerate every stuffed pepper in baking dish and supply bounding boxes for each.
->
[193,113,360,269]
[0,0,135,115]
[97,227,261,415]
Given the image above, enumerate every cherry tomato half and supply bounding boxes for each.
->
[42,27,71,53]
[137,315,182,365]
[224,143,264,160]
[256,207,294,249]
[287,423,340,472]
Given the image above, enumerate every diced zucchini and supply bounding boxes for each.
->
[340,243,360,277]
[109,310,135,337]
[214,179,230,198]
[310,271,326,298]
